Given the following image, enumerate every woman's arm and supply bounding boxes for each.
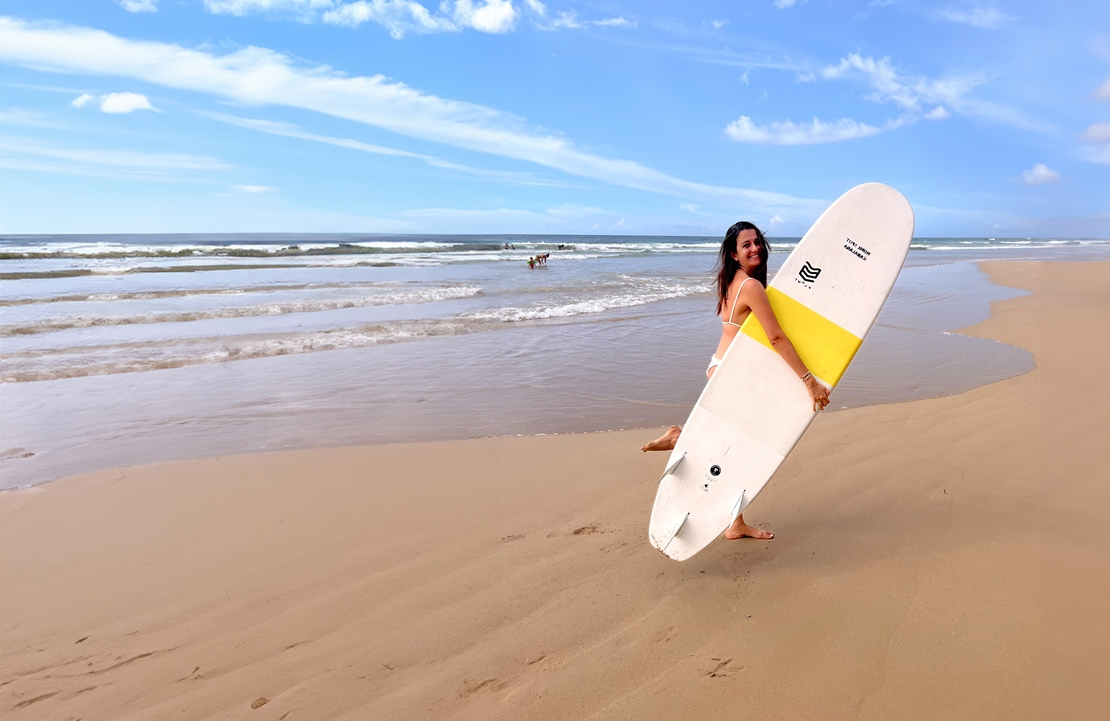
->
[740,281,830,411]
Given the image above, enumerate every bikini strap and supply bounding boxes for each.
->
[725,277,755,327]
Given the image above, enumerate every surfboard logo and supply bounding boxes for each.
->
[798,261,822,283]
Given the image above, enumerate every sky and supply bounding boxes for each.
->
[0,1,1108,237]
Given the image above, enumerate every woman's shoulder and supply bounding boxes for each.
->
[732,274,762,295]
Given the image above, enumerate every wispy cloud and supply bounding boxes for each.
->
[820,52,1050,132]
[73,91,159,114]
[1081,122,1110,164]
[550,10,584,29]
[773,0,801,8]
[594,17,636,28]
[0,17,820,212]
[398,206,542,219]
[0,107,70,128]
[232,184,277,193]
[1096,75,1110,101]
[936,6,1012,30]
[1082,122,1110,143]
[0,138,227,170]
[0,136,228,181]
[117,0,158,12]
[1019,163,1060,185]
[725,115,882,145]
[206,112,572,185]
[204,0,335,17]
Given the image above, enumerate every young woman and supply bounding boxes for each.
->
[641,221,830,541]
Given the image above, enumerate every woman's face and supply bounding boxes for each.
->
[731,228,763,271]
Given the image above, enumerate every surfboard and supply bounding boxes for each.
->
[648,183,914,561]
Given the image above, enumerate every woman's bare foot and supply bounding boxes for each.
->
[641,425,682,452]
[724,514,774,540]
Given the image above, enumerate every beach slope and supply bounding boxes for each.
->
[2,261,1108,720]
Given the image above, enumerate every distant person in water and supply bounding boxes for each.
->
[640,221,830,541]
[528,257,536,269]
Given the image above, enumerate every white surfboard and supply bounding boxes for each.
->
[648,183,914,561]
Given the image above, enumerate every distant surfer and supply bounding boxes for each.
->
[641,221,830,540]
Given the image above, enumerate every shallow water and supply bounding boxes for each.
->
[2,234,1107,489]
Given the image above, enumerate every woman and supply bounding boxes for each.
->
[641,221,830,541]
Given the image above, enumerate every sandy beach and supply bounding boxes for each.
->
[3,260,1109,720]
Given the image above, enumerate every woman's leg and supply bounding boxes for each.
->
[724,514,774,540]
[640,425,681,452]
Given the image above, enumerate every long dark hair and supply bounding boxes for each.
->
[715,221,770,314]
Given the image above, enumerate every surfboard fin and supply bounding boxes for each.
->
[657,451,686,484]
[661,512,690,553]
[730,490,747,522]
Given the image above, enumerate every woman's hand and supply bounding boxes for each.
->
[806,379,830,412]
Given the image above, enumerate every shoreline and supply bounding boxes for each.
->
[3,260,1109,720]
[2,258,1035,491]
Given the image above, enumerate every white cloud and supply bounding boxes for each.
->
[71,91,159,113]
[322,1,456,37]
[712,19,728,30]
[937,6,1012,30]
[680,203,706,215]
[595,17,636,28]
[773,0,799,8]
[117,0,158,12]
[1020,163,1060,185]
[100,91,158,113]
[725,115,882,145]
[208,0,515,36]
[0,17,820,212]
[925,105,951,120]
[452,0,516,33]
[1083,122,1110,143]
[232,184,277,192]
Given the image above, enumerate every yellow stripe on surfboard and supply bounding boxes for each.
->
[740,287,862,387]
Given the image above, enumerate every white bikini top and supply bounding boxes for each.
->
[721,277,756,328]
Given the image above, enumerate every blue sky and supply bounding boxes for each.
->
[1,0,1107,236]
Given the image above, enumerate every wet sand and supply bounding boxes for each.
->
[2,261,1109,720]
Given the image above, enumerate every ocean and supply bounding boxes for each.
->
[2,233,1108,489]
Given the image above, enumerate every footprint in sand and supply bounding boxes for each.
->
[654,626,678,643]
[572,524,602,535]
[706,658,741,678]
[460,678,505,697]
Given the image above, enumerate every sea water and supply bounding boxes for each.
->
[2,234,1108,489]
